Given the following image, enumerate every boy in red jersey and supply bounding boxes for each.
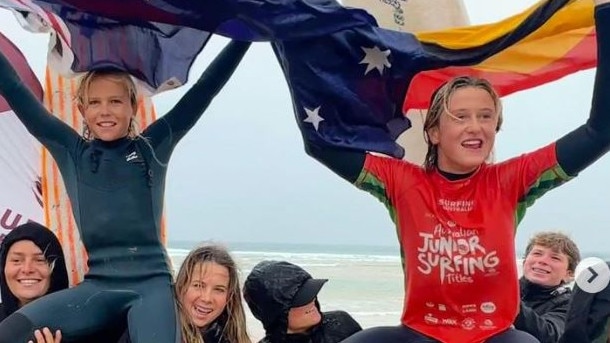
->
[301,1,610,341]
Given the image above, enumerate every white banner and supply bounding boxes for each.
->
[0,111,43,242]
[342,0,469,32]
[0,32,44,242]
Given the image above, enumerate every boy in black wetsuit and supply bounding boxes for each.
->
[0,39,250,343]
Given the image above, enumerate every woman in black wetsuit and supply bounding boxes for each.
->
[299,1,610,342]
[0,39,250,343]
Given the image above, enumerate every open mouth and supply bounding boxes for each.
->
[97,121,117,128]
[193,304,213,319]
[17,278,42,286]
[461,139,483,149]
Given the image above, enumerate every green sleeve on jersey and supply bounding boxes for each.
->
[514,165,572,227]
[355,168,399,224]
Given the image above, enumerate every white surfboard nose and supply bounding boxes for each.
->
[341,0,469,32]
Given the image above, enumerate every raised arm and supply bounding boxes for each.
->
[143,40,251,147]
[304,142,366,184]
[0,51,79,151]
[556,3,610,175]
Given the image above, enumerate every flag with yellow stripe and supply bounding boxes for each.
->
[405,0,596,111]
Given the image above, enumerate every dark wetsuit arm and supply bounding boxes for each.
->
[304,141,365,183]
[556,4,610,176]
[0,51,79,150]
[143,40,251,149]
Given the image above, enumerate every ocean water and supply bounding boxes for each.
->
[168,241,609,340]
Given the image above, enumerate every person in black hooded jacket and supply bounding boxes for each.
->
[514,231,581,343]
[559,260,610,343]
[0,222,69,324]
[243,260,361,343]
[0,222,125,343]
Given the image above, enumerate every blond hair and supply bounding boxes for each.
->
[423,76,503,171]
[76,69,140,140]
[175,245,251,343]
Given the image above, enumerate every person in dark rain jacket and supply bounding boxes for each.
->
[244,260,361,343]
[559,260,610,343]
[514,231,580,343]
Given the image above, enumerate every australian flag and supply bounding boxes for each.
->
[0,0,576,158]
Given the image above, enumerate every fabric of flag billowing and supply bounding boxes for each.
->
[405,0,597,112]
[0,0,211,93]
[0,0,581,158]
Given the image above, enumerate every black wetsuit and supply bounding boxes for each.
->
[117,313,234,343]
[0,40,250,343]
[304,4,610,343]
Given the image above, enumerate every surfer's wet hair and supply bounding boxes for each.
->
[75,68,140,140]
[175,244,251,343]
[423,76,503,171]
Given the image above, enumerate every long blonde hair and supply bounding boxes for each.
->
[422,76,503,171]
[175,245,251,343]
[75,69,140,141]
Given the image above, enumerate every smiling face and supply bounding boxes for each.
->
[175,246,249,343]
[423,77,502,172]
[287,299,322,334]
[4,240,52,307]
[77,71,137,141]
[427,86,499,174]
[523,245,571,287]
[180,262,230,329]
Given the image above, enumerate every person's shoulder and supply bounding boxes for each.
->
[556,286,573,301]
[320,310,362,341]
[322,310,361,328]
[366,152,422,172]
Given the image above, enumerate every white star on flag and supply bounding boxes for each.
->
[359,46,392,75]
[303,106,324,131]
